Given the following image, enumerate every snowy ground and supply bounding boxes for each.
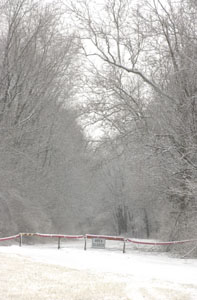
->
[0,239,197,299]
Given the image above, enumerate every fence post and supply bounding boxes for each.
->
[19,233,23,247]
[58,237,61,249]
[123,239,126,253]
[84,236,87,250]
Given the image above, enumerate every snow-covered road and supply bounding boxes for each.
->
[0,240,197,299]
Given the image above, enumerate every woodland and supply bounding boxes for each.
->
[0,0,196,254]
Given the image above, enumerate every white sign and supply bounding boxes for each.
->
[92,238,106,249]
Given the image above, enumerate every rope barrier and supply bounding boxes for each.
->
[0,233,197,250]
[35,233,84,239]
[0,234,20,242]
[86,234,124,241]
[126,238,197,246]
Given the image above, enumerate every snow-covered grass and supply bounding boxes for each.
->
[0,240,197,299]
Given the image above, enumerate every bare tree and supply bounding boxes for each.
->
[0,0,85,235]
[70,0,197,242]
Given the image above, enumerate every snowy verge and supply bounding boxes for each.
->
[0,241,197,299]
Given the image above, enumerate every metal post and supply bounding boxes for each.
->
[19,233,22,247]
[84,236,87,250]
[123,239,126,253]
[58,237,61,249]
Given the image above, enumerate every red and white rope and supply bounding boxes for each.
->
[0,234,20,242]
[86,234,124,241]
[35,233,84,239]
[126,238,197,246]
[0,233,197,246]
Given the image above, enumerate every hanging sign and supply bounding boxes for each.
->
[92,238,106,249]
